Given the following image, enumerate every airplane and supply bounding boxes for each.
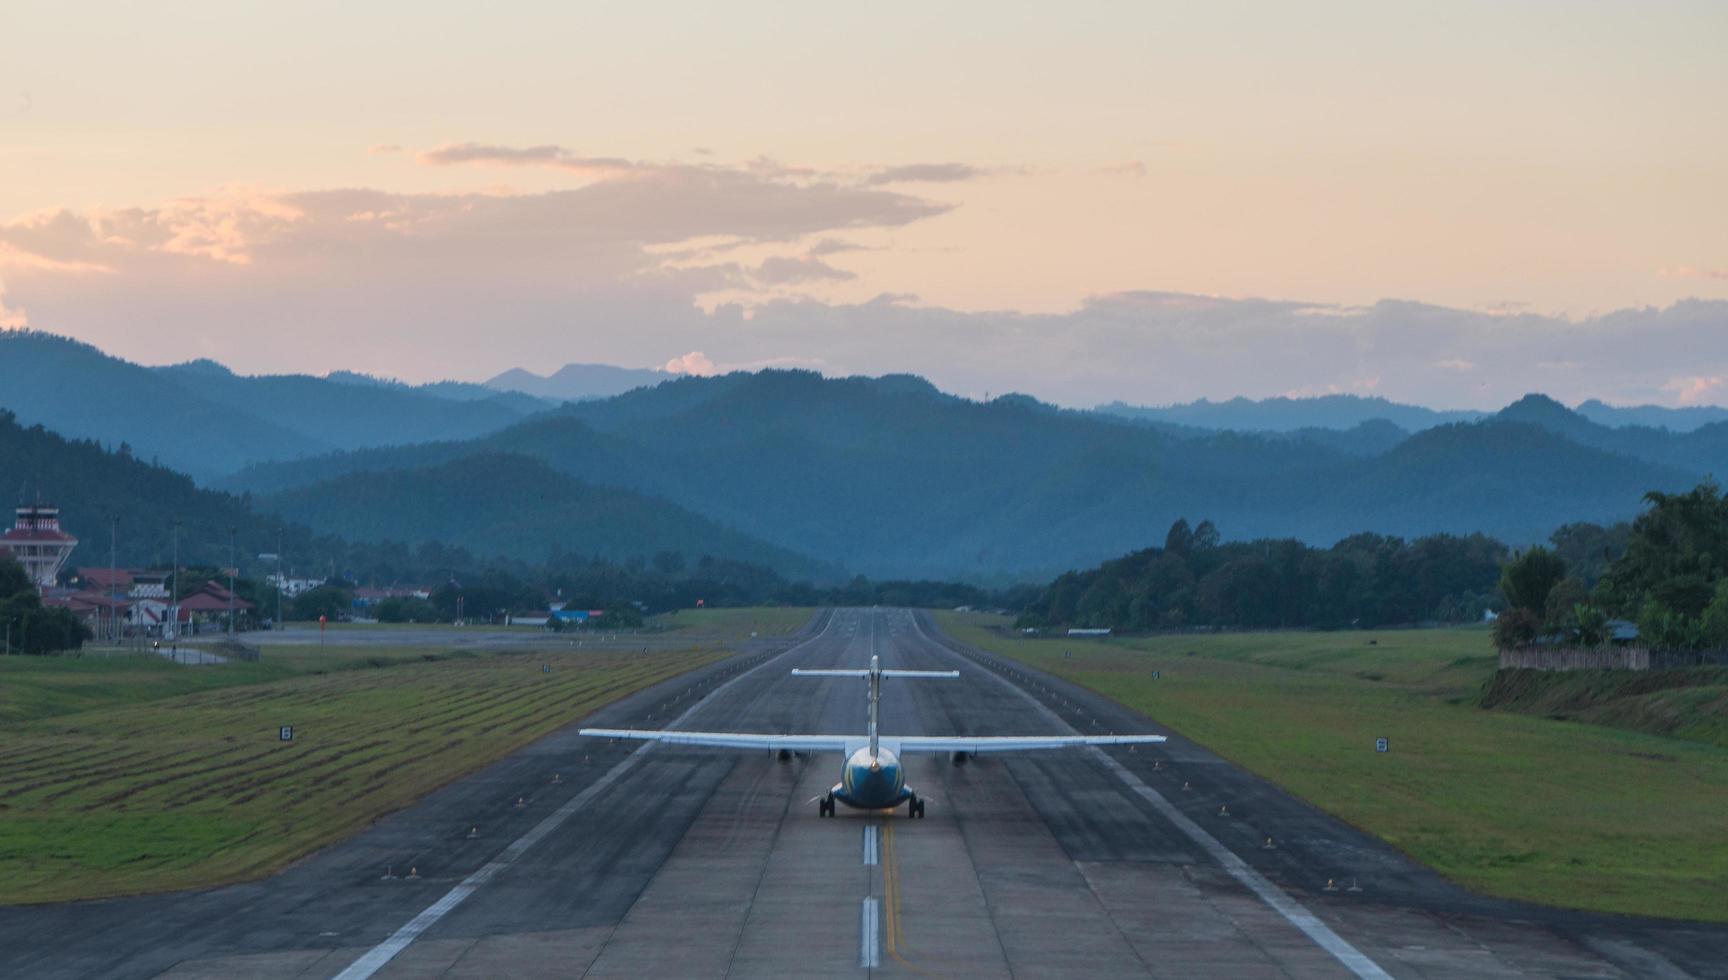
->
[580,654,1167,818]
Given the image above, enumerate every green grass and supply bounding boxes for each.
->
[936,613,1728,923]
[0,635,738,904]
[0,655,292,725]
[649,606,816,638]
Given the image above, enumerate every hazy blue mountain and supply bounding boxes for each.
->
[222,371,1702,581]
[0,332,329,480]
[1270,419,1411,456]
[0,405,325,575]
[1574,399,1728,433]
[326,371,554,412]
[1096,394,1483,432]
[261,453,837,580]
[1495,394,1728,476]
[153,361,538,452]
[0,332,562,481]
[486,363,669,402]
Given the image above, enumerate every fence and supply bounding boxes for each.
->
[1497,646,1728,671]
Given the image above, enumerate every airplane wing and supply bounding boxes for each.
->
[892,734,1167,753]
[578,728,854,752]
[789,668,958,679]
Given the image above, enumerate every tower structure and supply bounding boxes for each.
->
[0,504,78,589]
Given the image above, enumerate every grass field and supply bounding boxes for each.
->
[649,606,816,638]
[935,613,1728,923]
[0,634,735,904]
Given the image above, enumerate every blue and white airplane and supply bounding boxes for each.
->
[580,655,1167,818]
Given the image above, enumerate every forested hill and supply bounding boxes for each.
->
[224,370,1700,581]
[261,453,839,582]
[1017,520,1510,630]
[0,332,545,481]
[0,411,832,587]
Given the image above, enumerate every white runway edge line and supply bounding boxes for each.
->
[862,824,879,867]
[910,614,1394,980]
[330,612,840,980]
[860,898,881,969]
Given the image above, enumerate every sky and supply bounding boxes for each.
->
[1,1,1725,408]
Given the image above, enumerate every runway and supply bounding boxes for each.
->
[2,608,1723,978]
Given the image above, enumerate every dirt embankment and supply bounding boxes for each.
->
[1479,666,1728,747]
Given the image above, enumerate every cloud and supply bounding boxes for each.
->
[0,278,27,328]
[417,142,639,176]
[663,351,716,376]
[1659,266,1728,281]
[1662,375,1728,406]
[8,159,1728,412]
[807,238,871,256]
[862,163,984,186]
[754,255,856,285]
[1096,160,1148,178]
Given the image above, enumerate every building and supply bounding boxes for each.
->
[174,580,254,630]
[0,504,78,589]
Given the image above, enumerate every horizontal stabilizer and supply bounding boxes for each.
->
[578,728,853,752]
[892,734,1167,753]
[881,669,959,679]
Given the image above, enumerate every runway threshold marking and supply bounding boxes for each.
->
[910,614,1394,980]
[329,612,840,980]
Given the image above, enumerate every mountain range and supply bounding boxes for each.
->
[222,372,1707,580]
[6,330,1725,582]
[485,363,670,402]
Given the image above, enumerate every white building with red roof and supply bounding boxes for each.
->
[0,504,78,589]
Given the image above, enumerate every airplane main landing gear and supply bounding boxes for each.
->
[907,794,925,819]
[818,794,835,818]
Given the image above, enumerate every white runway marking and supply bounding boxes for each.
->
[860,897,881,968]
[862,824,879,866]
[911,614,1394,980]
[330,613,839,980]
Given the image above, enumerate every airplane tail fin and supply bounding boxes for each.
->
[792,656,958,758]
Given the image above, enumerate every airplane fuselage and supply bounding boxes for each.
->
[834,746,911,810]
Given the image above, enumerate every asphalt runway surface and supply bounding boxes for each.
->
[3,608,1724,978]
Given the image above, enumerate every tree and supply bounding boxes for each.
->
[1697,581,1728,649]
[1637,598,1700,651]
[1573,604,1609,647]
[376,596,439,623]
[0,555,89,654]
[1492,607,1540,649]
[1163,518,1194,556]
[1499,547,1566,615]
[292,584,353,622]
[1543,577,1590,633]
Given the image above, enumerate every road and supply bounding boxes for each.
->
[1,608,1723,978]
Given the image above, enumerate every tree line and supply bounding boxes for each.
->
[0,557,91,654]
[1017,518,1509,631]
[1495,481,1728,650]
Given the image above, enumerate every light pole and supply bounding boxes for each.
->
[171,519,181,652]
[228,526,236,637]
[109,514,118,645]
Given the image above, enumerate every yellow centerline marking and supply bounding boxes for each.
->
[883,816,937,976]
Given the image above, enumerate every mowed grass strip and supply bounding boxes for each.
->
[935,613,1728,923]
[0,646,722,904]
[651,606,816,639]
